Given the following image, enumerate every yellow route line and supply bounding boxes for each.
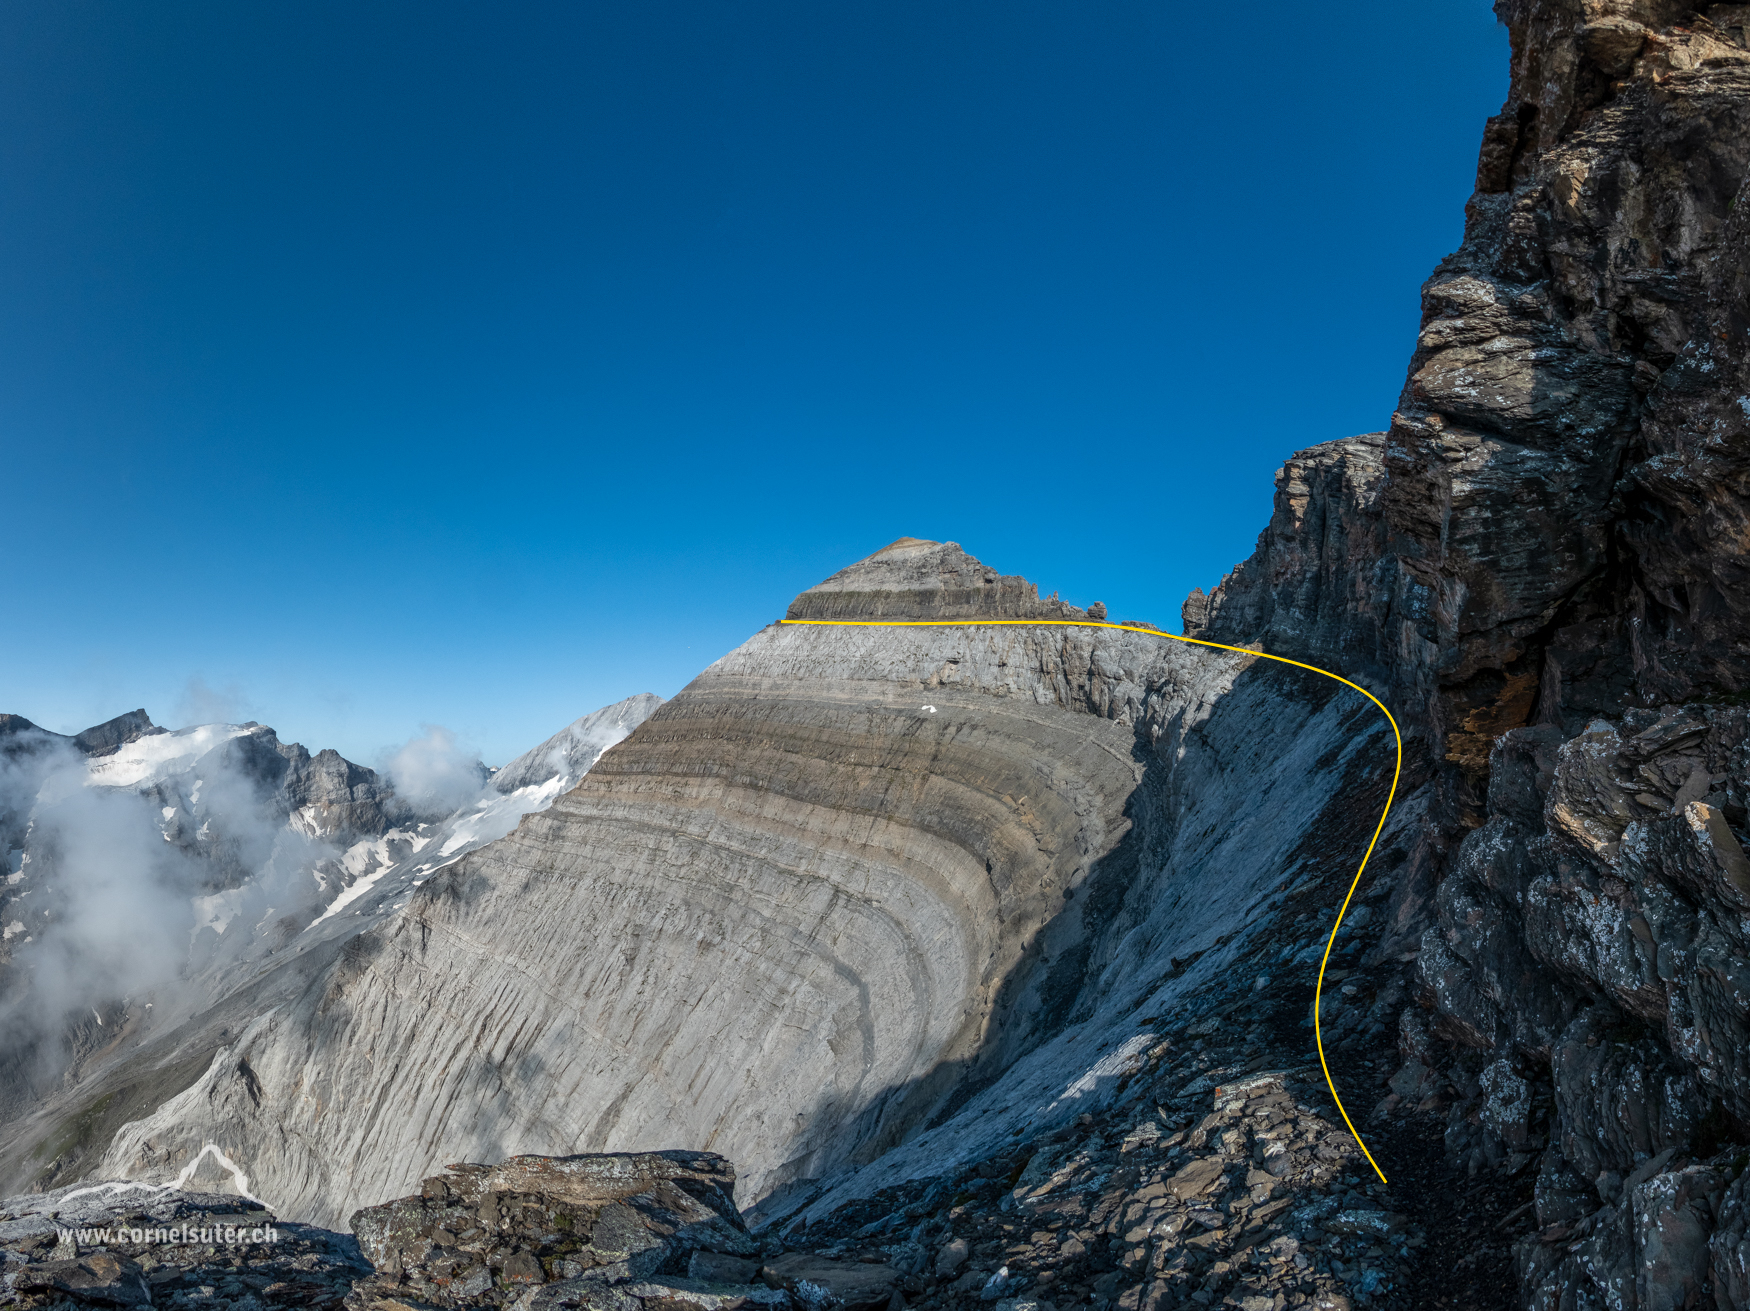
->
[778,616,1402,1184]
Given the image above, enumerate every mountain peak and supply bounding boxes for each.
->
[72,708,164,758]
[785,538,1083,622]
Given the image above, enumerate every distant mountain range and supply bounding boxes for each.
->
[0,694,661,1146]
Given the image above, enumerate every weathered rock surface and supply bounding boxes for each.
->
[1185,2,1750,1305]
[767,1032,1427,1311]
[0,1181,369,1308]
[344,1151,772,1311]
[53,537,1397,1236]
[784,538,1087,623]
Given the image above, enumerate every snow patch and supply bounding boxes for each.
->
[85,725,252,790]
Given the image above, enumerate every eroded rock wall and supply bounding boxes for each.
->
[1188,3,1750,1304]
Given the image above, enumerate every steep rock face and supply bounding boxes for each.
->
[1188,3,1750,1304]
[1193,0,1750,762]
[79,539,1397,1233]
[70,709,164,758]
[1180,434,1393,687]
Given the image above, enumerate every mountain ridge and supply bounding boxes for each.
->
[37,538,1397,1236]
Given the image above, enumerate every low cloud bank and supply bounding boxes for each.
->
[380,725,489,814]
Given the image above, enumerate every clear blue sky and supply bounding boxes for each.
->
[2,1,1506,767]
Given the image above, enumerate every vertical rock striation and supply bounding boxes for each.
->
[1187,3,1750,1303]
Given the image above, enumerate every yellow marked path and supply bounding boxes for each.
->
[779,616,1402,1184]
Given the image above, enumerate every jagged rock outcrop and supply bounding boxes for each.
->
[344,1057,1417,1311]
[345,1151,774,1310]
[70,709,164,758]
[1192,1,1750,761]
[1186,2,1750,1304]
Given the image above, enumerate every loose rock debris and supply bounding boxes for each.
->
[773,1062,1426,1311]
[0,1187,369,1308]
[0,1067,1427,1311]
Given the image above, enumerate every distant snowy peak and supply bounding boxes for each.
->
[0,692,670,1112]
[72,709,166,758]
[492,693,664,794]
[0,708,164,760]
[83,722,254,790]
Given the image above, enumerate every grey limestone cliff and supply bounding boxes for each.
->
[1186,3,1750,1305]
[57,538,1398,1238]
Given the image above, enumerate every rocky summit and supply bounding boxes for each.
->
[7,2,1750,1310]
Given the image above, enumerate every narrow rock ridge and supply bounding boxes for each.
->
[493,694,666,794]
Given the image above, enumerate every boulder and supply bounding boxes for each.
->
[348,1152,755,1310]
[759,1253,898,1311]
[1164,1157,1225,1202]
[13,1253,153,1307]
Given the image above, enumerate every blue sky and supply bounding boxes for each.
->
[2,1,1506,767]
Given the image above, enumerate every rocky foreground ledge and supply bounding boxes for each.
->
[1,1047,1432,1311]
[335,1078,1403,1311]
[0,1184,367,1307]
[15,926,1742,1311]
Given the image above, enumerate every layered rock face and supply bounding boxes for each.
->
[783,538,1090,622]
[67,538,1397,1238]
[1187,2,1750,1304]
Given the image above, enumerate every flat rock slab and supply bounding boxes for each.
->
[1165,1156,1226,1201]
[760,1253,898,1311]
[14,1253,152,1306]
